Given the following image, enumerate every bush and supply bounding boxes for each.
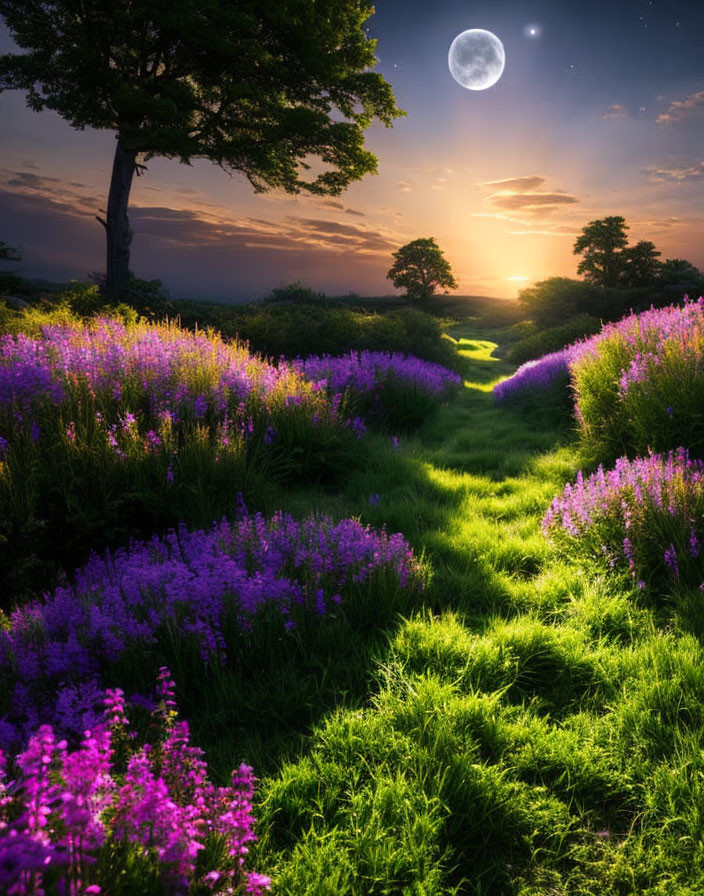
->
[493,347,574,412]
[89,271,171,320]
[518,277,653,329]
[507,315,602,366]
[0,317,363,599]
[297,350,462,430]
[543,448,704,593]
[175,303,459,370]
[0,271,35,298]
[263,280,327,305]
[570,298,704,460]
[0,509,421,745]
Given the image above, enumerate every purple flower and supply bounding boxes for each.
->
[664,543,680,579]
[544,448,704,589]
[0,671,270,894]
[0,510,420,746]
[194,394,207,419]
[494,348,573,403]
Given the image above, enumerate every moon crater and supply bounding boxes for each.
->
[448,29,505,91]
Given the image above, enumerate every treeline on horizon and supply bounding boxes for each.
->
[1,210,701,370]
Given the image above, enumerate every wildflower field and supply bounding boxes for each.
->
[4,296,704,894]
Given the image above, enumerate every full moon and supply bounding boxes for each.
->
[448,29,505,91]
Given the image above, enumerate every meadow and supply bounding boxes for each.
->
[3,290,704,894]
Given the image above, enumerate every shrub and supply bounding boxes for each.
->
[0,668,270,896]
[172,303,459,370]
[518,277,652,328]
[570,298,704,459]
[0,318,362,599]
[543,448,704,592]
[493,347,574,408]
[0,509,421,746]
[507,315,602,366]
[295,350,462,429]
[263,281,326,305]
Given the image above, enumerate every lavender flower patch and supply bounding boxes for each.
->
[293,350,461,427]
[0,510,421,748]
[543,447,704,591]
[569,296,704,456]
[0,668,270,896]
[0,318,319,442]
[493,346,574,404]
[295,350,461,398]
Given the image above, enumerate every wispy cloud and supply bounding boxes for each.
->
[486,191,579,213]
[470,211,532,226]
[477,175,545,193]
[0,168,401,259]
[397,180,412,192]
[642,161,704,182]
[602,103,627,119]
[431,177,451,191]
[506,226,579,237]
[657,90,704,124]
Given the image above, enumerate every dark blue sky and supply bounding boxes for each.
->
[1,0,704,300]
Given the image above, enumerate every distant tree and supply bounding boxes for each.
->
[658,258,704,300]
[0,1,404,300]
[386,237,457,304]
[573,216,630,288]
[0,241,21,262]
[518,277,601,327]
[621,240,662,287]
[264,281,327,305]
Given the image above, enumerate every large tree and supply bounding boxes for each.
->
[386,237,457,305]
[0,0,404,298]
[573,216,630,288]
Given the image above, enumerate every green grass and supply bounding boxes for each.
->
[9,300,704,893]
[126,318,703,895]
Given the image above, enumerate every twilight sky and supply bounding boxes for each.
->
[1,0,704,302]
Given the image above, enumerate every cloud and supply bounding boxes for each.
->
[485,191,579,212]
[0,186,400,300]
[345,208,365,217]
[603,104,627,119]
[657,90,704,124]
[470,212,532,226]
[5,170,63,188]
[397,180,411,192]
[477,175,545,193]
[643,161,704,182]
[432,177,451,191]
[506,227,578,237]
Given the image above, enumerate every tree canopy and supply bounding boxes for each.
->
[573,216,664,289]
[0,0,405,297]
[573,216,630,288]
[386,238,457,304]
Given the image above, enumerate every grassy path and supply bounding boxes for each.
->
[195,324,704,895]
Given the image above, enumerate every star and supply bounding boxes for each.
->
[523,23,542,38]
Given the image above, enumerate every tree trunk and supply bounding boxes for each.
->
[104,138,138,300]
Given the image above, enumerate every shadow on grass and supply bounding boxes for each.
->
[176,333,584,781]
